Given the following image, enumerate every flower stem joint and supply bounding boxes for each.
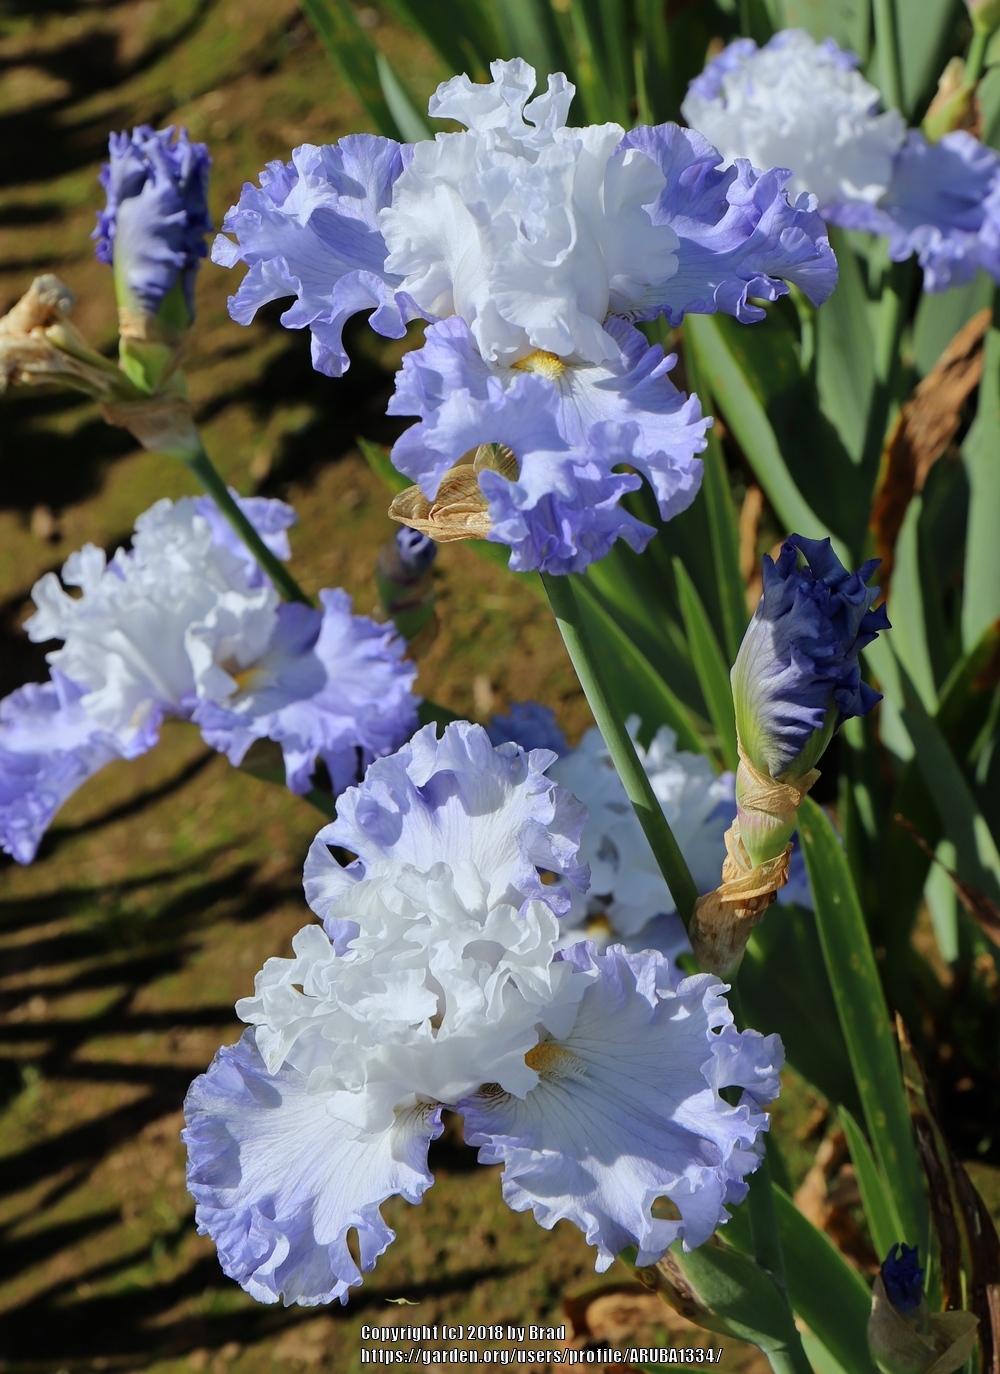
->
[692,535,890,976]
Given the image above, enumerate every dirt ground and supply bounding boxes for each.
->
[1,4,992,1373]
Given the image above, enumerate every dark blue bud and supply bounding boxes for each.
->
[881,1243,925,1314]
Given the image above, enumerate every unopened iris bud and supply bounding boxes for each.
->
[730,534,889,868]
[869,1244,978,1374]
[93,126,211,391]
[376,526,438,643]
[393,526,437,577]
[882,1244,925,1314]
[922,59,977,142]
[692,535,888,975]
[966,0,1000,34]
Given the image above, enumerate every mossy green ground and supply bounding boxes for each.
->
[3,5,993,1372]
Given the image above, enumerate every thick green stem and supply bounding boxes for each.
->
[759,1346,814,1374]
[966,26,989,87]
[184,443,313,605]
[873,0,904,111]
[728,985,813,1374]
[541,572,700,926]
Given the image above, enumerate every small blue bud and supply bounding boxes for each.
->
[487,702,567,756]
[394,526,437,576]
[881,1244,925,1315]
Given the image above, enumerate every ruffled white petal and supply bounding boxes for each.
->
[304,721,588,926]
[380,60,677,365]
[184,1030,442,1306]
[682,30,905,207]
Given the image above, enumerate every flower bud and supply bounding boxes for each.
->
[882,1243,926,1315]
[922,59,977,142]
[93,126,211,390]
[393,527,438,577]
[966,0,1000,34]
[869,1245,979,1374]
[730,534,889,867]
[376,526,438,643]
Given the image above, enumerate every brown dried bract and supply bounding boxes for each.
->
[388,443,517,543]
[102,393,199,455]
[871,309,990,590]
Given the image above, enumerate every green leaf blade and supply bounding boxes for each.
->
[673,559,739,769]
[798,797,928,1251]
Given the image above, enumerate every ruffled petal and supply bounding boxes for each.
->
[681,32,903,209]
[829,131,1000,292]
[618,123,838,322]
[194,589,419,795]
[303,720,587,927]
[458,943,783,1270]
[193,492,296,586]
[387,315,707,574]
[183,1030,443,1306]
[212,136,418,376]
[0,673,122,864]
[24,496,281,751]
[380,62,677,366]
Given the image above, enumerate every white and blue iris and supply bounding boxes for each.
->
[183,722,783,1306]
[683,30,1000,294]
[0,495,418,862]
[213,58,838,574]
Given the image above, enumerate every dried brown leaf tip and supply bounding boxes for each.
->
[871,308,990,590]
[388,443,517,543]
